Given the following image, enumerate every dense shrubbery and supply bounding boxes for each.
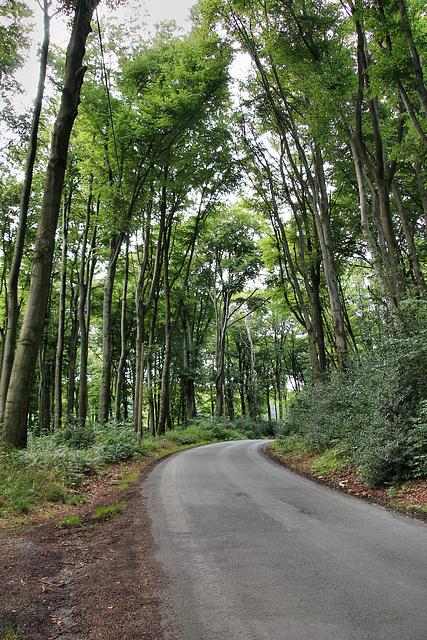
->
[278,332,427,486]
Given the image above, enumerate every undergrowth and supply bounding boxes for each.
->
[278,324,427,487]
[0,416,269,518]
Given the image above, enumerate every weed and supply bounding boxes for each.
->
[271,434,312,459]
[93,502,125,521]
[69,494,87,506]
[307,449,345,476]
[386,486,400,497]
[56,514,82,528]
[0,625,21,639]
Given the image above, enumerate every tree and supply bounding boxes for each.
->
[195,204,263,417]
[1,0,101,449]
[0,0,52,423]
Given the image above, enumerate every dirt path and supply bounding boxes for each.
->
[1,447,426,640]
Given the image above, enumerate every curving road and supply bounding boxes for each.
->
[144,440,427,640]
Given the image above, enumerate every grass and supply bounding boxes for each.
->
[93,501,125,520]
[270,434,313,461]
[56,514,83,528]
[307,448,346,476]
[0,418,247,521]
[0,626,21,640]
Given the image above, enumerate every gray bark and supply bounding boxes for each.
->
[1,0,99,449]
[0,1,50,423]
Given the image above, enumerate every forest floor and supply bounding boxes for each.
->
[0,443,426,640]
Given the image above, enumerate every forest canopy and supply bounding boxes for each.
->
[1,0,427,486]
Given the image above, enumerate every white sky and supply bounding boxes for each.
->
[16,0,198,108]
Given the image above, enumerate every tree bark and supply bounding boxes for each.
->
[66,278,79,423]
[78,187,97,427]
[0,1,50,424]
[182,312,197,421]
[114,235,129,420]
[1,0,99,449]
[53,197,69,431]
[98,232,123,424]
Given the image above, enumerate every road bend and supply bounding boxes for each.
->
[144,440,427,640]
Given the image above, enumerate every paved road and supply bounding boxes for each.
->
[144,440,427,640]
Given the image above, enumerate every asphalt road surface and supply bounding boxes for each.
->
[145,440,427,640]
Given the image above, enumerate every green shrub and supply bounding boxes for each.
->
[281,329,427,486]
[166,417,243,445]
[54,419,95,449]
[232,416,278,439]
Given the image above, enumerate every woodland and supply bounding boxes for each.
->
[1,0,427,493]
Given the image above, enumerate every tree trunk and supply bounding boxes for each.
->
[391,179,427,297]
[214,292,230,418]
[115,236,129,420]
[182,313,197,421]
[53,198,69,431]
[67,278,79,423]
[0,1,50,424]
[98,232,123,424]
[1,0,98,449]
[245,314,257,421]
[78,187,97,427]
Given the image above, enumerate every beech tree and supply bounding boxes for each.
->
[1,0,101,449]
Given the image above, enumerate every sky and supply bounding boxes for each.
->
[15,0,199,108]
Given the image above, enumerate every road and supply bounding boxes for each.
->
[144,440,427,640]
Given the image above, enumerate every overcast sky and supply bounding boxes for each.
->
[16,0,198,107]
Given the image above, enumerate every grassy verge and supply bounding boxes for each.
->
[268,436,427,518]
[0,419,246,522]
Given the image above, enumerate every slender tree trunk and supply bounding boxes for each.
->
[98,232,123,424]
[157,222,173,436]
[245,314,257,422]
[53,198,69,431]
[414,157,427,234]
[1,0,98,448]
[146,296,159,437]
[0,2,50,423]
[354,15,404,304]
[398,0,427,119]
[214,292,230,418]
[182,313,197,421]
[67,279,79,423]
[78,187,97,427]
[115,236,129,420]
[392,179,427,297]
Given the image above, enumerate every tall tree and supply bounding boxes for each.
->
[0,0,52,422]
[1,0,101,449]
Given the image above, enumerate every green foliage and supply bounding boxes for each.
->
[271,433,313,458]
[165,417,244,444]
[93,501,125,520]
[307,448,345,476]
[0,450,68,516]
[0,418,253,518]
[232,416,277,439]
[0,625,21,640]
[54,420,96,449]
[280,328,427,486]
[56,514,83,528]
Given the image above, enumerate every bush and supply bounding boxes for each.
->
[232,416,278,439]
[281,330,427,486]
[54,419,95,449]
[166,417,244,445]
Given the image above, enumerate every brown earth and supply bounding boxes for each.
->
[1,445,426,640]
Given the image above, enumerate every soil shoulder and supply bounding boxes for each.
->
[264,444,427,523]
